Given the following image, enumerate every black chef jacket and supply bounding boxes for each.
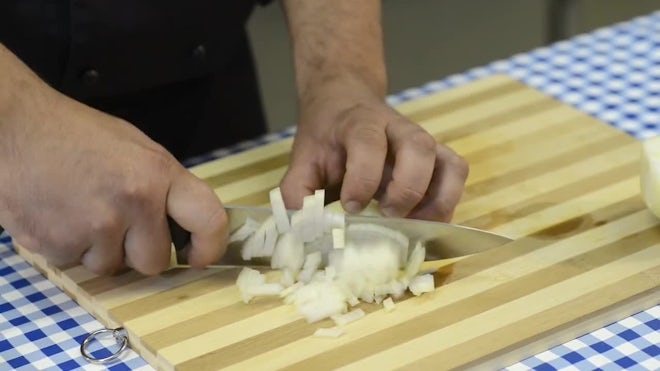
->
[0,1,270,160]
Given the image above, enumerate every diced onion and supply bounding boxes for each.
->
[409,274,435,296]
[331,308,365,326]
[235,187,438,333]
[313,327,344,338]
[332,228,345,249]
[269,187,291,233]
[383,297,395,312]
[229,217,260,243]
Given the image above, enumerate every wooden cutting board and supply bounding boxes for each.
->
[16,75,659,370]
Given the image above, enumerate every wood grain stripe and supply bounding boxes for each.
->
[224,207,656,371]
[342,245,660,370]
[461,134,636,202]
[459,161,638,231]
[407,271,660,370]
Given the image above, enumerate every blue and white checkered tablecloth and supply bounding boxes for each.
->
[2,10,660,371]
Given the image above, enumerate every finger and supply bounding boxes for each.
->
[280,156,324,210]
[123,207,172,275]
[408,145,469,222]
[378,124,436,217]
[339,121,388,213]
[81,221,127,275]
[167,172,228,269]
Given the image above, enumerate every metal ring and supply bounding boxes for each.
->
[80,327,128,364]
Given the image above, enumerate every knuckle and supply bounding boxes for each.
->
[391,182,426,204]
[408,130,437,153]
[348,124,386,149]
[90,210,123,236]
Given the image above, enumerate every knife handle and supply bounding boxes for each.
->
[167,216,191,252]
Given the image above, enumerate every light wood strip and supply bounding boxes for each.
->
[395,75,517,118]
[189,138,293,180]
[454,142,638,222]
[411,274,660,370]
[214,167,287,204]
[124,270,281,337]
[92,268,219,310]
[418,86,548,138]
[448,103,581,155]
[465,123,618,185]
[461,134,634,202]
[219,209,657,370]
[492,177,639,238]
[339,245,660,371]
[458,162,638,231]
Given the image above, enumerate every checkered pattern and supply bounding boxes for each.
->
[2,10,660,371]
[0,235,152,371]
[507,307,660,371]
[386,11,660,142]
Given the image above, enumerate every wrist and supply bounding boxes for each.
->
[299,69,386,111]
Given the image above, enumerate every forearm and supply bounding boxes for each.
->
[283,0,387,104]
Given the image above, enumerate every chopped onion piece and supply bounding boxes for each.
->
[332,228,345,249]
[280,269,296,287]
[409,274,435,296]
[323,211,345,231]
[290,211,304,240]
[241,223,265,260]
[324,266,336,281]
[331,308,365,326]
[383,297,395,312]
[404,242,426,280]
[280,281,303,298]
[301,195,318,242]
[313,327,344,338]
[298,251,323,283]
[346,223,409,265]
[269,187,291,233]
[348,296,360,307]
[253,217,278,258]
[236,268,266,303]
[246,283,284,296]
[314,189,326,235]
[229,217,260,243]
[271,232,304,272]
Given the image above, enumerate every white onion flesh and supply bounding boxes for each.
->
[269,187,291,233]
[235,187,437,332]
[313,327,344,338]
[383,297,396,312]
[331,308,365,326]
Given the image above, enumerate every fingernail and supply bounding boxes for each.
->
[344,201,362,214]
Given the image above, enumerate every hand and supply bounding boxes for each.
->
[280,79,468,222]
[0,74,227,275]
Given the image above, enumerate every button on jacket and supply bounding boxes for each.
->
[0,0,272,160]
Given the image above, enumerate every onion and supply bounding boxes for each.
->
[235,187,436,332]
[409,274,435,296]
[331,308,365,326]
[229,217,260,243]
[383,297,395,312]
[313,327,344,338]
[269,187,291,233]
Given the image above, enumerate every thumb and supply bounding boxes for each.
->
[167,171,228,268]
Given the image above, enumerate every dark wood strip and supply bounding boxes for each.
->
[79,269,145,297]
[409,268,660,370]
[109,268,240,322]
[279,226,660,370]
[174,198,649,370]
[460,161,638,232]
[460,134,635,203]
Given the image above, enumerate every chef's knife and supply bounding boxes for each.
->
[169,205,513,268]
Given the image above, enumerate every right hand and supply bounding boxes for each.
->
[0,61,227,275]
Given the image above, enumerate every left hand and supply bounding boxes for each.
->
[280,80,469,222]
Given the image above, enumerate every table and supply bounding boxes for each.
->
[2,10,659,371]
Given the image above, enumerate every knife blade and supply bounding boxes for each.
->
[169,205,512,268]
